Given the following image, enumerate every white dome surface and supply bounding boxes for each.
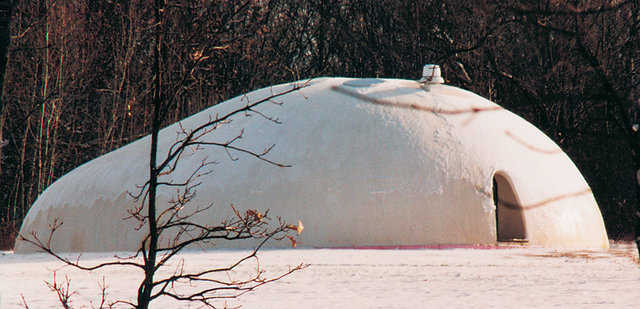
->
[15,78,609,253]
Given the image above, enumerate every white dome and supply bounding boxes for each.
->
[15,77,609,253]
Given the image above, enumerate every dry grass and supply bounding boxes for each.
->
[523,251,609,260]
[522,242,640,265]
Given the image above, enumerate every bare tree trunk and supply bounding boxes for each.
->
[137,1,163,308]
[0,0,11,93]
[0,0,13,175]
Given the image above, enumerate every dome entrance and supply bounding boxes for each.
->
[493,173,528,243]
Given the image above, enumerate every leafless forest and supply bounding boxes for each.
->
[0,0,639,249]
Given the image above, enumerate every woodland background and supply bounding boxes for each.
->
[0,0,639,249]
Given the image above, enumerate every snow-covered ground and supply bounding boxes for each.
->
[2,242,638,308]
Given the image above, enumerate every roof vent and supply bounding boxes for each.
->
[419,64,444,84]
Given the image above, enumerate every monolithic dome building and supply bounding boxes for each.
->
[15,66,609,253]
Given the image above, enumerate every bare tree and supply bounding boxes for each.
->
[0,0,11,96]
[18,64,308,309]
[17,1,308,308]
[0,0,310,245]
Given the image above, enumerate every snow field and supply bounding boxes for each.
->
[1,242,638,308]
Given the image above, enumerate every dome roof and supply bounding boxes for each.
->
[15,77,609,253]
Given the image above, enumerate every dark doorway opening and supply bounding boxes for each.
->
[493,173,527,242]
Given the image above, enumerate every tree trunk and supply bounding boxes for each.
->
[0,0,11,94]
[0,0,13,174]
[137,1,163,308]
